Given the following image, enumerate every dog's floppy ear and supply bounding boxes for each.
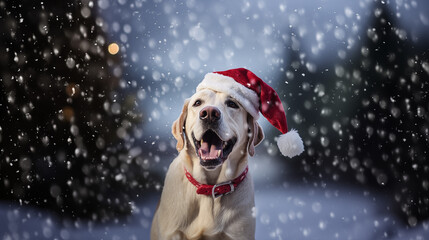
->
[172,99,190,152]
[247,115,264,156]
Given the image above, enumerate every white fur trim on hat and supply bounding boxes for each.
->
[196,72,260,119]
[277,129,304,158]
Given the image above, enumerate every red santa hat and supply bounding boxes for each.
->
[196,68,304,158]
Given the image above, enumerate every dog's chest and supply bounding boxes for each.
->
[184,198,233,238]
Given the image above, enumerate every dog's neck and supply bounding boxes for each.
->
[181,150,248,185]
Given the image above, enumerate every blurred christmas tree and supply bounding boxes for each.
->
[277,2,429,226]
[0,0,144,221]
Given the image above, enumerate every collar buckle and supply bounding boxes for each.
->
[212,181,234,199]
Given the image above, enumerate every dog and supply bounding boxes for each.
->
[151,68,303,240]
[150,87,264,239]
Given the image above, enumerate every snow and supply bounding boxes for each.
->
[5,155,427,239]
[1,0,429,239]
[1,179,428,239]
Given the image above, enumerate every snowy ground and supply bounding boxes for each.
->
[1,181,428,240]
[1,153,429,240]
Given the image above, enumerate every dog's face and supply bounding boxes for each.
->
[172,89,264,171]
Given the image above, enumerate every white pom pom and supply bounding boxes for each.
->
[277,129,304,158]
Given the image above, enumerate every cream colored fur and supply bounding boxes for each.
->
[151,89,263,240]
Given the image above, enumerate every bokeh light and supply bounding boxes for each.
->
[108,43,119,55]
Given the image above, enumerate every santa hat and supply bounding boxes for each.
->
[196,68,304,158]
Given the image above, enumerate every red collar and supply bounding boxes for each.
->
[184,166,249,199]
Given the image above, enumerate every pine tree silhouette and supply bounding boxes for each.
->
[0,0,144,221]
[347,2,429,226]
[276,1,429,225]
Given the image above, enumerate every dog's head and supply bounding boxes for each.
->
[172,89,264,172]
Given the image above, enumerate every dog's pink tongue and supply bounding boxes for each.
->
[199,142,222,159]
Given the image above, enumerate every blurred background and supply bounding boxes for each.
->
[1,0,429,239]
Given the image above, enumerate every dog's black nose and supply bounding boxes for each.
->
[199,106,221,123]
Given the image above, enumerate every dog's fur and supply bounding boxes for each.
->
[151,89,264,240]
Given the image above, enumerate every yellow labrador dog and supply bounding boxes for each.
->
[151,68,303,240]
[151,89,263,240]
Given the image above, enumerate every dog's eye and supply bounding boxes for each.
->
[193,99,202,107]
[226,100,239,109]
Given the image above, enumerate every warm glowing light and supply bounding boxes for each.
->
[108,43,119,55]
[61,106,75,122]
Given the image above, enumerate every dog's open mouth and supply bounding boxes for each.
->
[192,130,236,169]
